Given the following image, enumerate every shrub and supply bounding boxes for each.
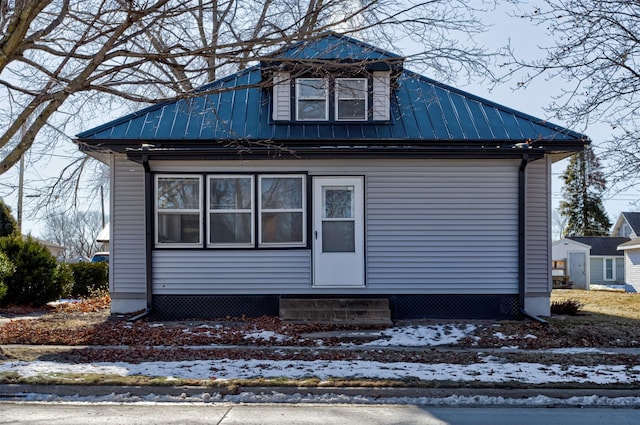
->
[550,299,584,316]
[0,251,14,301]
[68,262,109,298]
[55,263,75,299]
[0,235,67,306]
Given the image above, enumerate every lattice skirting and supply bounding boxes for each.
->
[151,294,520,320]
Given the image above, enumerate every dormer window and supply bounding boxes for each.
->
[296,78,328,121]
[273,71,390,122]
[336,78,367,121]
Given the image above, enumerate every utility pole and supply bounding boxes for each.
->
[17,154,24,235]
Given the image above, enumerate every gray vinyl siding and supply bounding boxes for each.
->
[150,159,520,295]
[589,257,626,285]
[111,156,146,295]
[153,250,310,294]
[625,249,640,291]
[365,163,518,294]
[525,157,551,295]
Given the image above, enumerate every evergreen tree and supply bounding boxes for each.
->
[559,147,612,237]
[0,198,17,237]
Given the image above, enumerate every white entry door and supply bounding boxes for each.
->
[313,176,364,287]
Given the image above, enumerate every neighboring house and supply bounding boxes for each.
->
[613,212,640,292]
[611,212,640,238]
[566,237,629,287]
[34,238,66,259]
[75,33,588,320]
[618,239,640,293]
[96,223,110,252]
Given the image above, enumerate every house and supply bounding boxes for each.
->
[552,237,630,289]
[618,239,640,292]
[75,33,589,320]
[96,223,110,252]
[612,212,640,238]
[613,212,640,292]
[33,237,65,259]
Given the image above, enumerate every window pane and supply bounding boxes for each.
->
[158,178,200,209]
[337,99,366,120]
[209,177,251,209]
[261,212,303,243]
[298,79,326,97]
[337,79,366,99]
[298,99,327,120]
[157,213,200,244]
[261,177,302,209]
[323,221,355,252]
[210,213,252,244]
[323,187,354,218]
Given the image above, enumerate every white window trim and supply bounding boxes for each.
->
[206,175,255,248]
[296,78,328,121]
[335,77,368,121]
[258,174,307,247]
[603,257,616,281]
[155,174,203,248]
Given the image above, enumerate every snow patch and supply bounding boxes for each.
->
[2,359,638,385]
[363,324,476,347]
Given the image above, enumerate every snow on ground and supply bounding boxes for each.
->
[1,358,639,385]
[361,324,476,347]
[2,323,639,406]
[243,329,291,344]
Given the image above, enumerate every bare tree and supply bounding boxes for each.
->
[41,209,103,260]
[505,1,640,188]
[552,208,567,241]
[1,0,504,225]
[1,0,501,171]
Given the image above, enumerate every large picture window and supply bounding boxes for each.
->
[156,175,202,246]
[155,174,306,248]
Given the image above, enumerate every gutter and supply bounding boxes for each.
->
[129,155,153,322]
[518,154,548,325]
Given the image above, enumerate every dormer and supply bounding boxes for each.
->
[261,33,404,124]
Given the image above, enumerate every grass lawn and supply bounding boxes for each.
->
[551,289,640,320]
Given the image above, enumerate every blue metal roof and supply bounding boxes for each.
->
[77,34,588,149]
[273,32,402,62]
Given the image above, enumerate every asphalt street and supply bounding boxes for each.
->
[1,403,639,425]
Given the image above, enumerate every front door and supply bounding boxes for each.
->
[313,176,364,287]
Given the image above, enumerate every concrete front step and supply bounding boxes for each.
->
[280,298,392,325]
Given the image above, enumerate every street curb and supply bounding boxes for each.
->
[1,384,639,401]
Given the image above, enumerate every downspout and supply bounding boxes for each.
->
[128,155,153,322]
[518,154,548,325]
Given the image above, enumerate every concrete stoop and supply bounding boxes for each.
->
[279,298,392,325]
